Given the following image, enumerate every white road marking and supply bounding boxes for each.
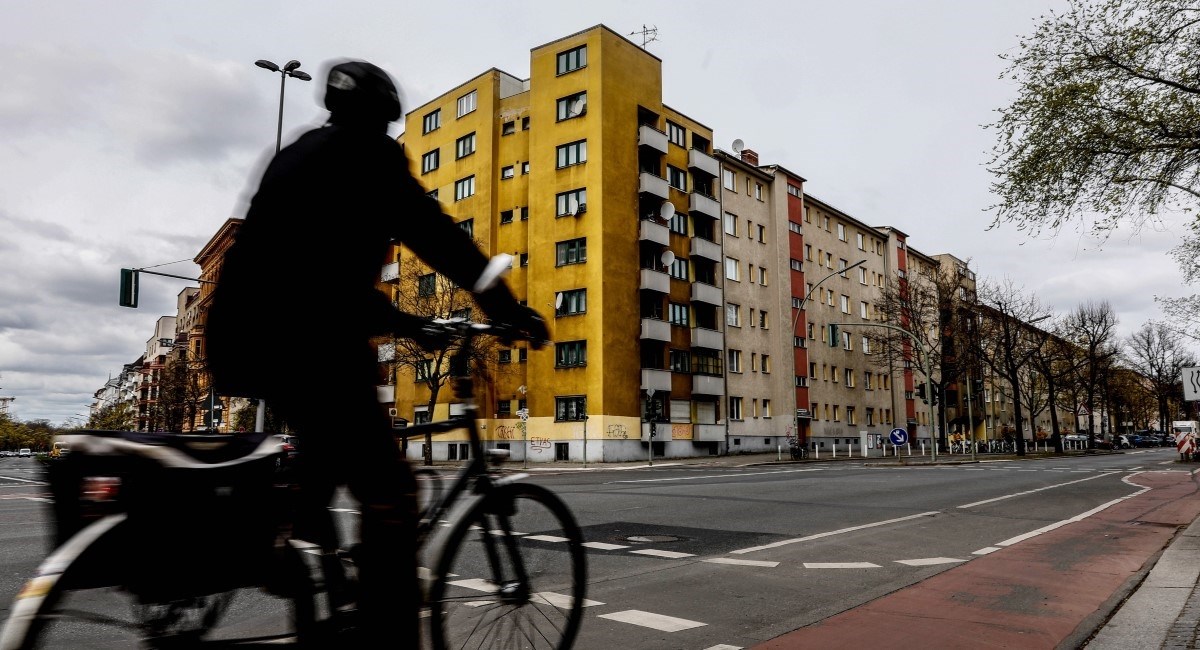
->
[996,493,1144,547]
[973,547,1001,555]
[629,549,695,559]
[598,610,706,632]
[489,529,527,537]
[582,542,629,550]
[448,578,499,593]
[0,475,47,484]
[704,645,743,650]
[956,473,1115,509]
[526,534,570,543]
[611,468,823,484]
[329,508,358,513]
[730,511,939,554]
[702,558,780,568]
[804,562,880,569]
[531,592,605,608]
[895,557,966,566]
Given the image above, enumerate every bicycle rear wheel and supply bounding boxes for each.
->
[427,482,586,650]
[3,516,318,649]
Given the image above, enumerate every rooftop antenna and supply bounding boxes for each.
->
[630,24,659,49]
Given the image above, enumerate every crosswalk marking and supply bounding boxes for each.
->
[629,549,695,559]
[598,609,706,632]
[703,558,779,567]
[895,557,965,566]
[525,534,570,543]
[531,592,604,608]
[448,578,499,593]
[803,562,880,569]
[582,541,629,550]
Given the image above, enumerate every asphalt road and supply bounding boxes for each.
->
[0,448,1184,648]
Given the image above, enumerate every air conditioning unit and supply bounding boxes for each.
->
[388,407,398,417]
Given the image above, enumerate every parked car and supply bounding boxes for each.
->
[1092,437,1115,450]
[274,434,299,470]
[18,448,31,457]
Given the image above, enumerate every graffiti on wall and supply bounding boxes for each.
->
[671,424,693,440]
[529,437,551,452]
[494,425,517,440]
[606,424,629,439]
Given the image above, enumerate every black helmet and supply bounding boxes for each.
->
[324,60,402,123]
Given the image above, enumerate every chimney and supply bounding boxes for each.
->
[740,148,759,166]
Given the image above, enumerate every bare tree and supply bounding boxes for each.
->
[977,279,1053,456]
[1030,323,1084,453]
[1125,322,1198,430]
[1062,301,1120,447]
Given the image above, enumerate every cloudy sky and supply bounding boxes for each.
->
[1,1,1191,424]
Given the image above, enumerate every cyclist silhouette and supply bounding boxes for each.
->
[205,59,547,644]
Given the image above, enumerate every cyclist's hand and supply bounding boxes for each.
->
[476,287,550,348]
[505,305,549,349]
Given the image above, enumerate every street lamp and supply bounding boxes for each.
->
[255,59,311,153]
[791,259,867,450]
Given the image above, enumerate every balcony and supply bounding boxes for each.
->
[692,374,725,396]
[381,262,399,283]
[688,148,720,178]
[376,384,395,404]
[638,125,668,155]
[694,424,725,441]
[639,172,669,200]
[689,192,720,220]
[690,282,722,306]
[690,327,724,350]
[688,236,721,261]
[639,219,670,246]
[640,318,671,342]
[641,369,672,393]
[640,268,669,293]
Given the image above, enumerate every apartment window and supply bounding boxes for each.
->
[838,258,849,277]
[427,189,439,201]
[500,209,514,224]
[790,259,802,272]
[556,139,587,168]
[837,223,846,241]
[761,354,771,373]
[862,336,871,354]
[728,349,742,373]
[669,349,691,373]
[762,399,772,418]
[458,218,474,238]
[722,169,735,191]
[666,120,686,146]
[859,267,868,284]
[556,91,587,121]
[842,332,853,350]
[454,176,475,201]
[860,301,869,318]
[845,368,855,386]
[555,341,587,367]
[826,289,834,306]
[840,295,850,314]
[758,267,768,286]
[724,257,740,281]
[456,90,477,118]
[556,238,587,266]
[667,165,687,191]
[502,121,515,135]
[456,132,476,158]
[758,224,767,242]
[759,310,769,329]
[729,396,743,420]
[668,302,689,326]
[726,303,741,327]
[522,116,530,130]
[556,188,587,216]
[556,289,587,316]
[755,183,763,200]
[522,162,530,175]
[520,206,529,220]
[501,165,515,179]
[833,405,841,422]
[556,45,587,75]
[451,307,472,321]
[498,349,512,364]
[825,252,833,267]
[421,149,440,174]
[555,396,587,421]
[804,206,812,222]
[864,371,874,389]
[519,349,528,363]
[856,233,865,250]
[416,359,433,381]
[866,408,875,426]
[723,212,738,236]
[417,273,436,297]
[831,366,838,383]
[520,253,528,267]
[422,109,441,134]
[847,406,857,425]
[669,256,689,280]
[669,211,688,235]
[822,215,830,230]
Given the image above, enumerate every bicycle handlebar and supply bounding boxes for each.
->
[413,317,549,349]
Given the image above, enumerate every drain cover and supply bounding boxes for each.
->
[624,535,683,543]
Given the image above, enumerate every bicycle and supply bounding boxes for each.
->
[0,318,586,649]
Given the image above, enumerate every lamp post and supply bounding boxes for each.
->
[791,259,867,452]
[255,59,312,153]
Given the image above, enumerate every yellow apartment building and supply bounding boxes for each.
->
[386,25,726,462]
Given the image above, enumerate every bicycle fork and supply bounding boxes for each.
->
[480,499,532,603]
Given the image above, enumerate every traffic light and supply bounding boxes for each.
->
[932,384,940,406]
[119,268,140,308]
[972,379,984,394]
[916,384,927,403]
[828,323,839,347]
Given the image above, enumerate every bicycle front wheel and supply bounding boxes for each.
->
[428,482,586,650]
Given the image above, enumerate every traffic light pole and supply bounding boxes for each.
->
[831,321,937,462]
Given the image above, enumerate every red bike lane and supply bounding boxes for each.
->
[754,470,1200,650]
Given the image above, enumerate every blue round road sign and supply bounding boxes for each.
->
[889,428,909,445]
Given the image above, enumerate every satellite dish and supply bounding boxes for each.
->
[659,201,675,220]
[555,292,564,309]
[661,250,676,267]
[569,96,586,117]
[732,139,745,153]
